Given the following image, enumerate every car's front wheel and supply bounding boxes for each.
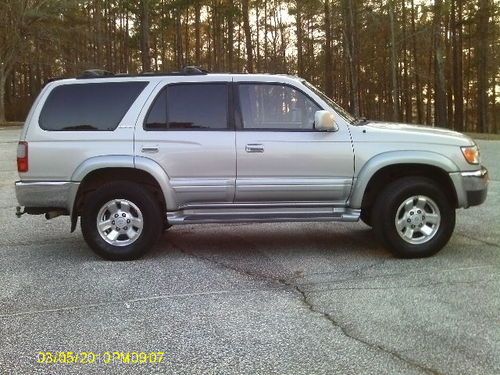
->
[372,177,455,258]
[360,209,372,227]
[81,182,162,260]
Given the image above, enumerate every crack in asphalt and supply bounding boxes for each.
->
[285,254,389,285]
[295,265,496,288]
[300,277,497,294]
[456,232,500,249]
[0,287,283,319]
[172,241,442,375]
[289,283,443,375]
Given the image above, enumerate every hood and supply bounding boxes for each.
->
[359,121,475,146]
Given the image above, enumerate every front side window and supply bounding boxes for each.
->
[238,83,321,130]
[144,83,228,130]
[39,82,147,131]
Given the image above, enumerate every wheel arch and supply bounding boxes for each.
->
[350,151,459,211]
[70,156,176,232]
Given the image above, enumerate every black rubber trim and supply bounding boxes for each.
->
[466,189,488,207]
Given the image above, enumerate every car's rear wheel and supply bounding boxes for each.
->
[372,177,455,258]
[81,182,162,260]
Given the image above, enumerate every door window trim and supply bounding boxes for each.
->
[143,81,234,131]
[234,81,325,132]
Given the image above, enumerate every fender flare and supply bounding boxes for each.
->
[69,155,176,231]
[349,150,459,208]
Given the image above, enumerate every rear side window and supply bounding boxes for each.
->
[39,82,148,131]
[144,83,228,130]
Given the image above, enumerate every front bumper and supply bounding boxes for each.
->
[15,181,80,214]
[450,167,489,208]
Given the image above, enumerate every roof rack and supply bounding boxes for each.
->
[76,66,209,79]
[77,69,115,79]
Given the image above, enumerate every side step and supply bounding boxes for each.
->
[167,206,360,225]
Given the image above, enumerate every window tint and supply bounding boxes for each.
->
[39,82,147,131]
[145,83,228,130]
[238,84,320,130]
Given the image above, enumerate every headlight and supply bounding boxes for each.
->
[461,145,480,164]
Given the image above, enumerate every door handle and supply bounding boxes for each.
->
[245,144,264,153]
[141,146,159,154]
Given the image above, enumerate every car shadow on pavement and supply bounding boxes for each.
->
[147,224,388,280]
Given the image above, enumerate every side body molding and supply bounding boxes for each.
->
[348,150,460,208]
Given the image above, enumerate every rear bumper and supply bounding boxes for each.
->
[450,167,489,208]
[15,181,80,214]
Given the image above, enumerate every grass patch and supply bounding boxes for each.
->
[466,132,500,141]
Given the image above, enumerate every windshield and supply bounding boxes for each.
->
[302,81,356,124]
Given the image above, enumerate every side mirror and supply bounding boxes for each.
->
[314,110,338,132]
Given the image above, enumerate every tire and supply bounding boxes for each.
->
[81,182,162,261]
[360,209,372,227]
[372,177,455,258]
[163,218,172,232]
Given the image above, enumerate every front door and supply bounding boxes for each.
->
[234,82,353,203]
[134,79,236,207]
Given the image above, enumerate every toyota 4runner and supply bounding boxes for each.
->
[15,67,489,260]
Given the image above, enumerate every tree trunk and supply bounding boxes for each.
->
[176,7,183,69]
[195,1,201,64]
[426,49,433,125]
[242,0,253,73]
[296,1,304,77]
[401,0,411,122]
[140,0,151,72]
[0,70,7,123]
[278,3,286,71]
[228,5,234,71]
[213,0,223,72]
[490,1,497,133]
[184,7,190,65]
[433,0,448,127]
[324,0,333,97]
[95,0,102,66]
[452,0,464,131]
[343,0,360,117]
[477,0,489,132]
[389,1,400,122]
[410,0,423,123]
[445,7,454,127]
[125,10,130,71]
[255,2,260,71]
[237,8,242,72]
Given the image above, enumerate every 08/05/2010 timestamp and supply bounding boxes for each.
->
[36,351,166,364]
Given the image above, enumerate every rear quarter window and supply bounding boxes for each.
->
[39,82,148,131]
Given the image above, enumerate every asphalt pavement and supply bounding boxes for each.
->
[0,126,498,374]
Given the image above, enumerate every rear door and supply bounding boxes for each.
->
[134,77,236,207]
[234,80,354,203]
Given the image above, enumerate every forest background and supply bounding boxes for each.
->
[0,0,498,133]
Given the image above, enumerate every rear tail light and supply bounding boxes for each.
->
[17,141,28,172]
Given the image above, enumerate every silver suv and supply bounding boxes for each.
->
[15,68,488,260]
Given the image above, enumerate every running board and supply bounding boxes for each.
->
[167,206,360,225]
